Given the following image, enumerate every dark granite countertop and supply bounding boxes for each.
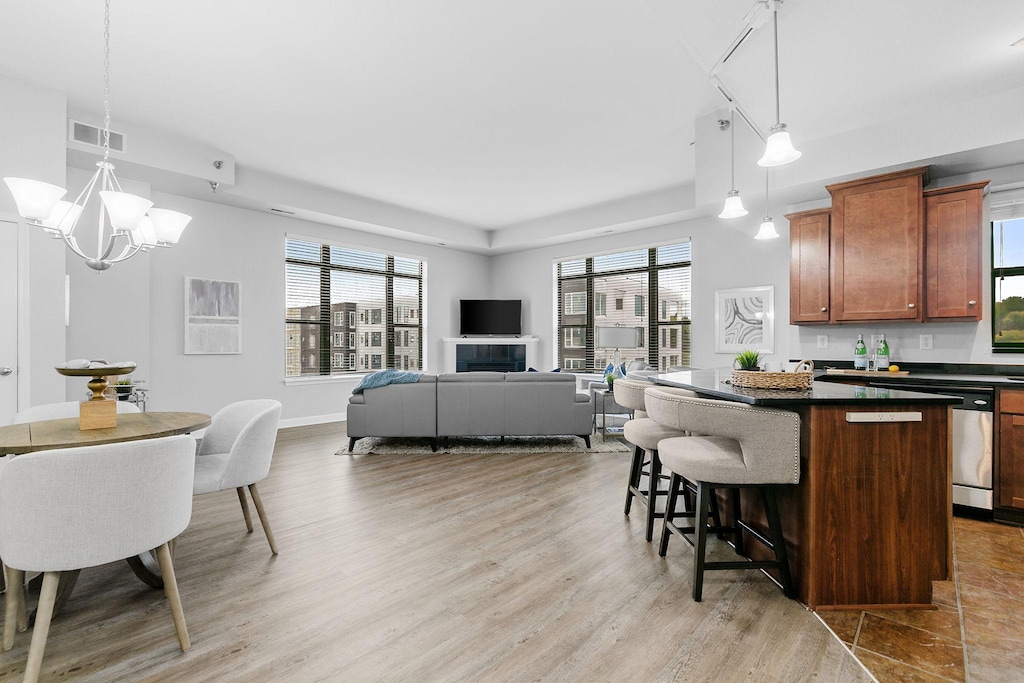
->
[803,360,1024,390]
[649,369,962,406]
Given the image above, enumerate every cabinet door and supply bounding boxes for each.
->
[828,169,926,322]
[925,184,987,320]
[998,411,1024,509]
[788,209,831,324]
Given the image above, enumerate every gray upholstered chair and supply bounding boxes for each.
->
[193,399,282,554]
[0,435,195,683]
[11,400,140,424]
[644,388,800,602]
[614,380,694,541]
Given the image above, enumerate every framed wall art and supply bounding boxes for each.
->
[184,277,241,354]
[714,285,774,354]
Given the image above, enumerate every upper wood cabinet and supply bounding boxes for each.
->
[826,167,928,323]
[787,208,831,323]
[788,167,987,325]
[924,182,989,321]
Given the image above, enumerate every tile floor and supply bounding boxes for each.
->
[818,517,1024,682]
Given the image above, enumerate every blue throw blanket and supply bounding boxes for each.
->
[352,369,423,394]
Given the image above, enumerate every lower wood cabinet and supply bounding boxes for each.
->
[998,389,1024,512]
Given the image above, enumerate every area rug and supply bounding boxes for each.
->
[340,435,630,455]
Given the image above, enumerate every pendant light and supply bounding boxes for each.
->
[757,2,801,167]
[718,109,748,219]
[754,170,780,240]
[3,0,191,271]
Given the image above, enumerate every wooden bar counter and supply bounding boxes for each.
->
[650,369,958,611]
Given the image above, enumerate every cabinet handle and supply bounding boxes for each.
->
[820,306,827,312]
[908,303,915,309]
[968,300,977,306]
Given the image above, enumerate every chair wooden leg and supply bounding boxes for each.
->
[248,483,278,554]
[645,450,662,543]
[236,487,254,533]
[156,542,191,651]
[624,445,644,515]
[693,482,711,602]
[763,487,795,598]
[659,472,683,557]
[3,565,24,650]
[23,571,59,683]
[730,487,746,556]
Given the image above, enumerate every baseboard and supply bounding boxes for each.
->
[279,412,346,429]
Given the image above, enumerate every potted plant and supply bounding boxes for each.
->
[734,349,763,371]
[113,378,134,400]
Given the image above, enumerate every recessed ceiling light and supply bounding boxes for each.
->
[1013,36,1024,47]
[597,229,614,235]
[437,242,446,246]
[268,207,295,215]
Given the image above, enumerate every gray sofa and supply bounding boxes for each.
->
[347,371,593,452]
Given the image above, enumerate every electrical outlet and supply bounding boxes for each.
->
[920,334,933,350]
[817,334,828,349]
[870,334,881,350]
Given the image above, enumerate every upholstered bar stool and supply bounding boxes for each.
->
[615,379,695,542]
[645,388,800,602]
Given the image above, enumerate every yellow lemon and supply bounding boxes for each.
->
[888,364,900,372]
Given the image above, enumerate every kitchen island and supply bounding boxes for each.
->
[650,369,959,611]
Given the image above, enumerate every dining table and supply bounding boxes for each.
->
[0,410,211,618]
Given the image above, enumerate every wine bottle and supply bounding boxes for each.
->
[875,335,890,370]
[853,334,867,370]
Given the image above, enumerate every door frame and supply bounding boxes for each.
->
[2,213,31,413]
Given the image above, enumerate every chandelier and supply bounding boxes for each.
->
[3,0,191,271]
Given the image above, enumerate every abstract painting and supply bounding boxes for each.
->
[184,277,241,354]
[714,285,774,354]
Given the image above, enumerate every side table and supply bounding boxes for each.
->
[592,388,632,440]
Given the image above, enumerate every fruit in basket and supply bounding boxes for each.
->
[888,364,900,372]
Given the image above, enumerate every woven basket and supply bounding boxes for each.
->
[730,359,814,390]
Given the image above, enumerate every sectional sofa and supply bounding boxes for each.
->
[346,371,594,452]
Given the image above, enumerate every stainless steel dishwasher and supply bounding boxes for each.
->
[870,382,994,512]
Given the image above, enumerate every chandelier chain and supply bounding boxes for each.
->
[102,0,111,159]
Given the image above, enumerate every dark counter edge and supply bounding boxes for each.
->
[650,371,962,407]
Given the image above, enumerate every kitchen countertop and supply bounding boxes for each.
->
[649,368,962,406]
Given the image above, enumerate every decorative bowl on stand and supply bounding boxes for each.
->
[55,361,137,401]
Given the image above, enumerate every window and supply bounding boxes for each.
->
[993,215,1024,351]
[285,238,423,376]
[556,243,691,370]
[564,291,587,315]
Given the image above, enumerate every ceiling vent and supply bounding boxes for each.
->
[68,119,126,153]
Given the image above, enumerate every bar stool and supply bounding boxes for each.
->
[614,379,695,542]
[645,388,800,602]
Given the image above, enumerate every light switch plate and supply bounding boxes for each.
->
[920,334,933,350]
[817,334,828,349]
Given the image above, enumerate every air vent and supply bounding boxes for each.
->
[69,119,126,153]
[269,207,296,215]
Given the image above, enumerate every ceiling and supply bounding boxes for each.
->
[1,0,1023,231]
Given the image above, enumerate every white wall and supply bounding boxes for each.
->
[140,191,490,423]
[0,75,68,406]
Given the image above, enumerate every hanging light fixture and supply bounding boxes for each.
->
[757,1,801,167]
[754,169,780,240]
[718,109,748,219]
[3,0,191,272]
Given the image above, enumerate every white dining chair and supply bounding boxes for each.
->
[11,400,140,424]
[0,434,196,683]
[193,399,282,554]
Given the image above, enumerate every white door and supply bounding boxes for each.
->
[0,220,19,424]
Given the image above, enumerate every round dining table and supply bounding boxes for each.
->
[0,411,211,618]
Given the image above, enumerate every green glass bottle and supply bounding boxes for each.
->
[875,334,890,370]
[853,334,867,370]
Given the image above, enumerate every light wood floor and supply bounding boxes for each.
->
[0,423,869,682]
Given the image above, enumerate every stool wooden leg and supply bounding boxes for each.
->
[624,445,644,515]
[730,488,745,556]
[659,472,683,557]
[763,487,795,598]
[237,487,254,533]
[693,482,712,602]
[645,450,662,542]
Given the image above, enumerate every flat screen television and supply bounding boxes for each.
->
[459,299,522,336]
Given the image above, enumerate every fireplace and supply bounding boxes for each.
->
[455,344,527,372]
